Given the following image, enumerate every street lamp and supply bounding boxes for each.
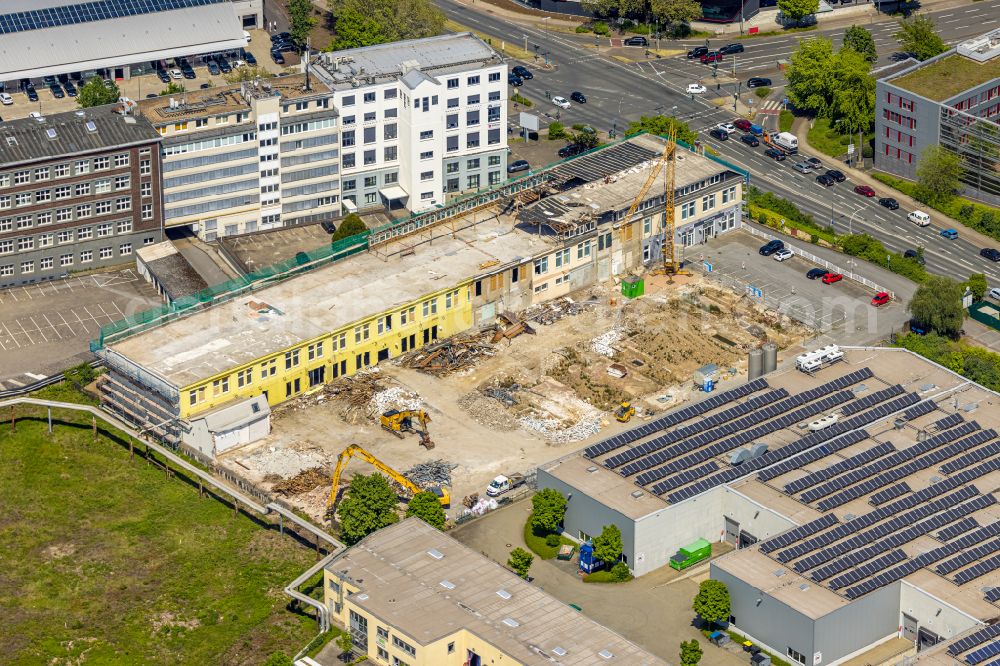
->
[847,205,865,236]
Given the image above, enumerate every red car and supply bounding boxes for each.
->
[854,184,876,197]
[700,51,723,64]
[734,119,752,132]
[822,272,843,284]
[871,291,891,307]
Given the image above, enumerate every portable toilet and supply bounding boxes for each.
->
[621,276,644,299]
[578,541,604,574]
[669,538,712,570]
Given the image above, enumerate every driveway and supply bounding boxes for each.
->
[452,501,744,666]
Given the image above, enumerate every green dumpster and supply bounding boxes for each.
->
[621,276,644,299]
[669,538,712,570]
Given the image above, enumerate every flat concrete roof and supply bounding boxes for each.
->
[108,217,543,388]
[327,517,667,665]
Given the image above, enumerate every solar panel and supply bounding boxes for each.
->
[827,549,907,589]
[938,517,980,541]
[840,385,905,416]
[937,538,1000,574]
[986,587,1000,603]
[941,439,1000,474]
[903,400,937,421]
[755,445,831,482]
[950,625,1000,656]
[785,442,895,494]
[933,412,964,430]
[649,462,719,495]
[869,482,910,506]
[0,0,228,35]
[949,519,1000,550]
[955,553,1000,585]
[759,514,839,553]
[844,559,921,599]
[966,642,1000,665]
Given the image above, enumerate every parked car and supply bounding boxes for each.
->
[826,169,846,182]
[321,220,337,234]
[773,248,793,262]
[734,119,752,132]
[816,173,835,187]
[244,52,257,66]
[764,148,786,161]
[854,184,876,197]
[686,83,707,94]
[558,143,584,158]
[741,134,759,147]
[270,50,285,64]
[687,46,709,59]
[806,156,822,168]
[570,91,586,104]
[512,66,533,80]
[0,93,12,105]
[717,122,736,134]
[552,96,571,109]
[719,43,745,54]
[759,239,785,256]
[903,249,925,265]
[806,268,828,279]
[709,127,729,141]
[49,84,64,99]
[871,292,891,307]
[940,228,959,239]
[507,159,530,173]
[907,210,931,226]
[207,61,221,75]
[170,68,183,79]
[624,36,648,46]
[272,42,298,54]
[822,272,844,284]
[216,56,232,73]
[63,82,77,97]
[792,162,812,174]
[199,83,211,89]
[26,87,38,102]
[980,248,1000,262]
[878,197,899,210]
[747,77,772,88]
[700,51,723,64]
[182,68,196,80]
[508,73,523,86]
[989,287,1000,301]
[749,124,764,136]
[157,69,171,83]
[271,31,291,43]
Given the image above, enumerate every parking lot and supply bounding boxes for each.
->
[687,229,915,346]
[0,269,160,387]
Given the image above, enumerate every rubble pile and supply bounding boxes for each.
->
[517,413,602,443]
[240,447,327,478]
[399,331,496,376]
[271,466,329,496]
[524,297,595,326]
[367,386,423,417]
[590,328,623,357]
[403,460,456,487]
[457,391,519,431]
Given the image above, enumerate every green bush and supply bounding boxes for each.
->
[840,233,928,283]
[511,93,532,107]
[545,533,561,547]
[575,24,591,33]
[331,213,366,242]
[611,561,631,581]
[547,121,567,140]
[630,23,651,34]
[862,145,873,159]
[584,568,634,583]
[523,520,576,559]
[779,110,794,132]
[592,21,610,36]
[898,333,1000,393]
[754,87,771,99]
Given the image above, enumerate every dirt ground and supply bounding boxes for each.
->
[219,273,812,525]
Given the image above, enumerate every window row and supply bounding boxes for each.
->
[0,153,131,189]
[0,220,136,254]
[0,201,144,234]
[0,244,133,276]
[0,177,135,208]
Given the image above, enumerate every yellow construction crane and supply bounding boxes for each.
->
[617,128,680,275]
[327,444,450,509]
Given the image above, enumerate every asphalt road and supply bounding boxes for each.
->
[439,0,1000,287]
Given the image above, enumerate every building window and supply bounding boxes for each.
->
[213,377,230,394]
[94,156,110,170]
[114,153,129,168]
[41,257,54,269]
[420,171,433,182]
[447,77,459,89]
[142,204,153,220]
[37,212,52,226]
[467,110,480,126]
[384,172,398,184]
[54,164,69,178]
[466,133,480,149]
[392,636,416,658]
[35,189,52,203]
[95,179,111,194]
[118,220,132,234]
[34,167,49,181]
[701,194,715,211]
[364,150,376,165]
[21,260,34,273]
[577,240,591,259]
[420,192,433,201]
[467,94,480,105]
[18,237,34,251]
[56,208,72,222]
[332,332,347,351]
[140,159,151,175]
[80,250,93,263]
[308,341,324,360]
[554,247,570,268]
[378,648,389,661]
[354,323,370,343]
[419,130,433,141]
[420,151,433,160]
[284,349,301,369]
[681,201,696,220]
[260,359,277,377]
[364,176,377,188]
[467,158,480,170]
[60,253,73,267]
[787,648,806,665]
[363,91,376,103]
[119,243,132,256]
[114,175,130,190]
[237,368,253,388]
[534,257,548,274]
[57,230,73,244]
[422,298,437,316]
[96,201,112,215]
[99,247,112,259]
[466,174,479,189]
[74,160,91,175]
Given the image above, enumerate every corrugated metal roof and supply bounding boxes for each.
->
[0,104,160,167]
[0,2,245,80]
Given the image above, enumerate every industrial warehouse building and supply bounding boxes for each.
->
[537,347,1000,666]
[324,517,666,665]
[93,134,746,457]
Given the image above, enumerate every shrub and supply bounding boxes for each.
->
[862,145,873,159]
[630,23,651,34]
[511,93,532,107]
[754,87,771,99]
[331,213,366,242]
[611,561,631,581]
[593,21,610,36]
[547,121,567,140]
[545,534,561,547]
[575,24,591,33]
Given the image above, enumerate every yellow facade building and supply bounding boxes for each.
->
[323,517,667,665]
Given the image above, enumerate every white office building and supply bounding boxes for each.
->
[311,33,508,213]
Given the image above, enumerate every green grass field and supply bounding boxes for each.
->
[0,384,319,665]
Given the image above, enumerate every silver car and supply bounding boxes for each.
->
[989,287,1000,301]
[792,162,813,174]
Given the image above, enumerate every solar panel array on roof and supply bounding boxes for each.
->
[951,626,1000,656]
[826,549,907,589]
[951,521,1000,549]
[937,538,1000,574]
[0,0,226,35]
[812,425,992,511]
[583,377,770,459]
[986,587,1000,602]
[844,558,923,599]
[955,553,1000,585]
[783,442,896,494]
[933,411,964,430]
[903,400,938,421]
[940,439,1000,474]
[868,482,910,506]
[840,385,905,416]
[647,462,720,495]
[938,516,979,541]
[610,389,789,472]
[759,514,840,553]
[965,642,1000,665]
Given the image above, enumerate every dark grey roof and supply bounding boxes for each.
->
[0,104,160,168]
[144,252,208,302]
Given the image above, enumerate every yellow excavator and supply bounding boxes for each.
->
[327,444,450,510]
[614,401,636,423]
[380,409,434,449]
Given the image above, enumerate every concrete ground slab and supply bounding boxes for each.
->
[0,268,161,385]
[219,224,337,274]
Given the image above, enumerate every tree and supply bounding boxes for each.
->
[336,473,400,545]
[785,37,836,116]
[680,640,704,666]
[778,0,819,25]
[625,115,698,145]
[908,275,965,338]
[331,213,367,242]
[328,0,444,47]
[915,145,963,207]
[159,82,185,96]
[336,631,354,658]
[831,49,875,135]
[224,65,275,84]
[508,547,534,579]
[692,580,731,627]
[571,130,601,150]
[592,524,623,564]
[842,25,877,63]
[650,0,702,28]
[264,653,294,666]
[610,561,631,581]
[77,76,119,108]
[895,16,947,61]
[547,121,567,140]
[966,273,988,303]
[406,491,445,529]
[529,488,567,533]
[288,0,317,46]
[329,6,388,50]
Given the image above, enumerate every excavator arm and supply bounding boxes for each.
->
[327,444,449,509]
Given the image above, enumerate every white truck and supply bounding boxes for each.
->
[486,473,526,497]
[773,131,799,153]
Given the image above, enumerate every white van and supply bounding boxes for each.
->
[774,132,799,153]
[907,210,930,227]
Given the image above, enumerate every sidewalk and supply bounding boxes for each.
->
[791,116,1000,252]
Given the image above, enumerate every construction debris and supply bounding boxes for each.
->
[518,413,602,443]
[271,466,329,496]
[462,493,480,508]
[524,297,594,326]
[368,386,424,419]
[590,328,623,357]
[402,460,456,487]
[457,391,520,431]
[491,311,535,344]
[400,331,496,376]
[607,363,628,379]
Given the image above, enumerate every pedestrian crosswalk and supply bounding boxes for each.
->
[757,99,784,112]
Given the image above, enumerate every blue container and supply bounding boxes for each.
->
[578,541,604,574]
[704,378,714,393]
